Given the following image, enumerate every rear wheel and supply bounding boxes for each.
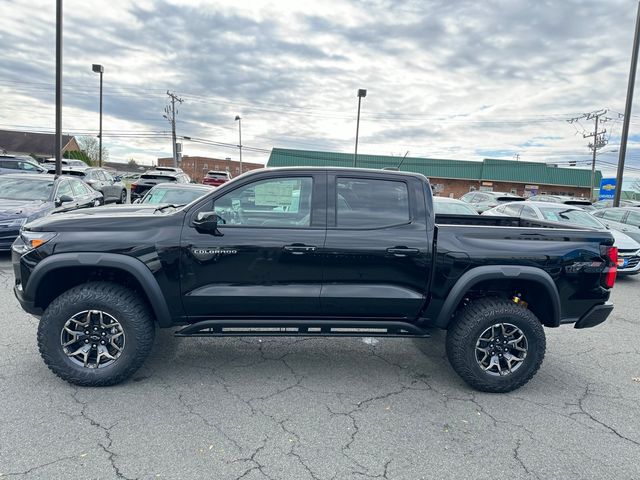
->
[37,281,155,386]
[446,298,545,393]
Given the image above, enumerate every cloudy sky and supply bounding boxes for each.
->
[2,0,640,183]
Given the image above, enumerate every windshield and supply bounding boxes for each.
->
[0,177,53,201]
[434,200,478,215]
[141,187,208,205]
[539,207,604,229]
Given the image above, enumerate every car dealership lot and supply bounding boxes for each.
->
[0,254,639,479]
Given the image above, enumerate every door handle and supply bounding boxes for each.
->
[386,247,420,257]
[283,244,317,255]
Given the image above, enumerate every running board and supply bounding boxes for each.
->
[174,319,430,338]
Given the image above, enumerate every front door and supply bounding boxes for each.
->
[321,173,432,319]
[180,172,326,319]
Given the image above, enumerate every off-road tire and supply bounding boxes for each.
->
[37,281,155,386]
[446,298,546,393]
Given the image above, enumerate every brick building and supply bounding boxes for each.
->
[267,148,601,199]
[158,156,264,182]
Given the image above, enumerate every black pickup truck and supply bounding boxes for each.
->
[11,167,617,392]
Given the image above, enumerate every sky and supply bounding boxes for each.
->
[2,0,640,185]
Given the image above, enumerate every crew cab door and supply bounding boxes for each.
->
[321,173,432,319]
[180,171,327,318]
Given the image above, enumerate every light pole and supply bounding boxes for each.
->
[354,89,367,167]
[92,64,104,167]
[235,115,242,174]
[55,0,63,177]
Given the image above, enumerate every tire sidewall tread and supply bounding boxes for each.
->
[37,281,155,387]
[446,297,546,393]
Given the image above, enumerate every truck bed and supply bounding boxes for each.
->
[435,214,586,230]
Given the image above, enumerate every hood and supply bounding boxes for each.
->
[0,198,52,220]
[610,228,640,250]
[25,203,173,231]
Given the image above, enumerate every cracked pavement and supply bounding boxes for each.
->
[0,253,639,479]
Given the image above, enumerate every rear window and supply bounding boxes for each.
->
[539,207,603,228]
[336,178,410,228]
[61,170,85,177]
[497,196,524,202]
[206,172,229,180]
[141,174,177,181]
[434,201,478,215]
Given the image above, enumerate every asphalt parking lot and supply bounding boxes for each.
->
[0,253,639,480]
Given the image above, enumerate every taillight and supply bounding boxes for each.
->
[601,245,618,288]
[130,182,137,192]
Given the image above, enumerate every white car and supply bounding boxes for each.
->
[483,201,640,275]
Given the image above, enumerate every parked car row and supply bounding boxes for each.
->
[482,201,640,275]
[0,163,215,251]
[434,189,640,276]
[456,190,640,213]
[0,174,102,251]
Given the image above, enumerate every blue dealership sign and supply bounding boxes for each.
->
[599,178,616,200]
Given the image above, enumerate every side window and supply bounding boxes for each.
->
[474,193,488,203]
[503,204,524,216]
[19,162,38,171]
[602,210,626,222]
[336,178,409,229]
[212,177,313,227]
[625,211,640,227]
[103,171,114,182]
[521,205,537,218]
[96,171,107,181]
[70,179,87,197]
[56,180,73,198]
[460,193,475,202]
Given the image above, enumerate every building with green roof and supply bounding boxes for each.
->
[267,148,601,198]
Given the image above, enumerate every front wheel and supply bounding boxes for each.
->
[446,298,546,393]
[37,281,155,386]
[117,189,127,204]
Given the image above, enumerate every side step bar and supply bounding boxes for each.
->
[175,319,431,338]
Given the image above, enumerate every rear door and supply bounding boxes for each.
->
[101,171,118,201]
[320,173,432,319]
[180,171,327,318]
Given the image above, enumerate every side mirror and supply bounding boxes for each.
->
[55,194,74,207]
[114,175,122,182]
[193,211,225,235]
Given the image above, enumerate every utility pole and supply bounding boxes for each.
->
[568,109,610,200]
[164,91,183,167]
[615,1,640,207]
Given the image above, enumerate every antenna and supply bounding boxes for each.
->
[396,151,410,170]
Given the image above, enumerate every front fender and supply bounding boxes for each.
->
[23,252,174,327]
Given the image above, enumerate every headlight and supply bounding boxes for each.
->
[0,217,27,227]
[13,231,57,254]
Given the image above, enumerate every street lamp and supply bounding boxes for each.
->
[92,64,104,167]
[354,88,367,167]
[235,115,242,174]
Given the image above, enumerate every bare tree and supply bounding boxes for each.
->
[77,136,108,164]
